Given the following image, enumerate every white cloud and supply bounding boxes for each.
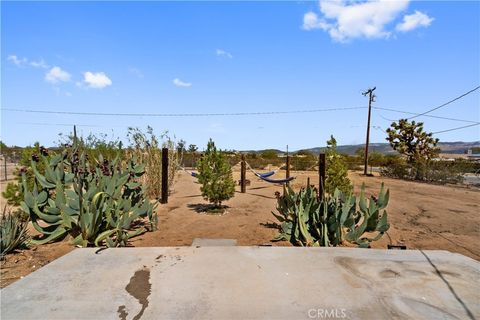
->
[83,71,112,89]
[7,55,28,67]
[30,59,49,69]
[303,0,412,42]
[216,49,233,59]
[173,78,192,87]
[396,10,434,32]
[45,66,71,83]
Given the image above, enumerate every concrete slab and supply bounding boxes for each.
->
[191,238,237,246]
[1,247,479,320]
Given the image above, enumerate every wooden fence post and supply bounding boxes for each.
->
[318,153,326,197]
[3,156,7,181]
[161,148,169,204]
[241,154,246,193]
[286,154,290,179]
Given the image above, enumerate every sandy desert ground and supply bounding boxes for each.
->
[1,169,479,288]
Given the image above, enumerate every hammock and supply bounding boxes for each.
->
[244,161,293,184]
[255,171,276,178]
[245,162,277,178]
[259,175,295,184]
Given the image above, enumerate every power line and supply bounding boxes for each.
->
[17,122,103,128]
[432,123,480,134]
[408,85,480,120]
[378,112,479,135]
[374,107,480,124]
[1,106,366,117]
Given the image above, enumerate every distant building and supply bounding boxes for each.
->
[467,149,480,161]
[437,153,467,161]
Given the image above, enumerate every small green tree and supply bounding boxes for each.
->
[386,119,440,180]
[324,136,352,195]
[197,139,235,208]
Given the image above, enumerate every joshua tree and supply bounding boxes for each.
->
[386,119,440,180]
[188,144,198,153]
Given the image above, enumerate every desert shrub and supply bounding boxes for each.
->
[272,184,389,247]
[244,154,284,170]
[163,135,180,192]
[1,206,29,258]
[21,144,157,247]
[380,156,410,179]
[381,157,472,185]
[182,152,200,168]
[57,132,123,161]
[197,139,235,208]
[343,154,362,171]
[423,161,464,184]
[2,143,52,206]
[226,153,242,167]
[2,182,22,206]
[260,149,279,159]
[324,136,353,195]
[291,157,317,171]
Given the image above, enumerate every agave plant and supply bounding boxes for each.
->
[272,183,390,248]
[21,136,157,247]
[1,206,29,258]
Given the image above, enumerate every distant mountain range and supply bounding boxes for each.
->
[243,141,480,156]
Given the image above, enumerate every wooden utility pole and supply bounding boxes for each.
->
[318,153,326,197]
[362,87,376,176]
[161,148,169,204]
[240,154,246,193]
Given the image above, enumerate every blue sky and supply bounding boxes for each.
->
[1,0,479,151]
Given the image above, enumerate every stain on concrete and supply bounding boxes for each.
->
[117,305,128,320]
[380,269,400,278]
[125,268,151,320]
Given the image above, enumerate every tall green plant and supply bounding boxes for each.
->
[197,139,235,208]
[127,127,179,198]
[325,136,352,194]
